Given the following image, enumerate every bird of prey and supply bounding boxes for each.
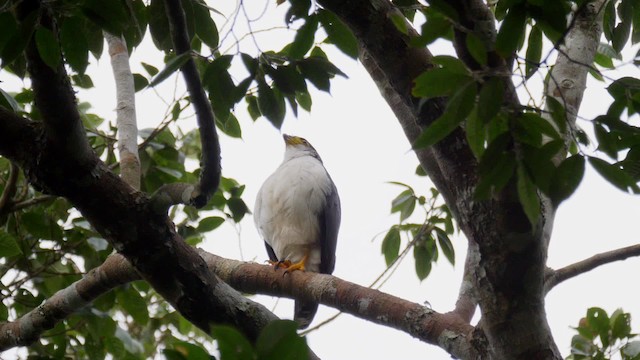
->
[254,134,341,329]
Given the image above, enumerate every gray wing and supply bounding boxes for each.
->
[319,176,341,274]
[265,242,278,262]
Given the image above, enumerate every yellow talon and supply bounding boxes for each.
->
[283,254,308,274]
[267,260,292,270]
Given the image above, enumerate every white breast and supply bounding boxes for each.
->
[254,154,332,273]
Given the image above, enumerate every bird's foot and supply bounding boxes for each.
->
[267,260,292,270]
[282,254,308,276]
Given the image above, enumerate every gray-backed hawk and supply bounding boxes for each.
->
[254,134,341,329]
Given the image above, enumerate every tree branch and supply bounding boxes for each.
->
[0,106,41,166]
[0,162,19,214]
[545,0,606,156]
[162,0,221,208]
[0,249,479,358]
[545,244,640,293]
[106,33,141,190]
[18,0,95,174]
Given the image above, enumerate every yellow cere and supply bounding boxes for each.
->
[284,135,309,146]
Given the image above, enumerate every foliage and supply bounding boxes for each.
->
[411,0,640,226]
[382,173,455,281]
[568,308,640,360]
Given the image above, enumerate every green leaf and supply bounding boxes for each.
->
[434,228,454,266]
[295,90,312,112]
[431,55,470,75]
[0,88,21,112]
[413,81,477,148]
[477,77,504,123]
[517,163,540,225]
[203,55,235,121]
[412,68,471,99]
[381,227,401,266]
[518,113,562,142]
[197,216,225,232]
[545,97,567,134]
[413,244,432,281]
[289,15,318,59]
[587,307,610,348]
[255,320,308,360]
[216,112,242,138]
[116,287,149,325]
[589,156,638,192]
[317,9,358,58]
[389,12,409,34]
[475,134,516,199]
[610,309,631,340]
[60,17,89,74]
[133,73,149,92]
[466,108,484,158]
[414,11,451,47]
[496,5,526,57]
[0,232,22,258]
[141,62,159,76]
[391,189,416,221]
[257,78,285,128]
[72,74,95,89]
[192,0,219,49]
[81,0,128,36]
[227,197,249,222]
[211,325,255,360]
[525,25,542,78]
[297,55,346,92]
[35,27,61,70]
[465,32,487,66]
[246,95,261,120]
[149,52,191,87]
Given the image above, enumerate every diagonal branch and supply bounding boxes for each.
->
[158,0,221,209]
[0,250,478,358]
[544,244,640,293]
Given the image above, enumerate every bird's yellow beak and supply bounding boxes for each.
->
[283,134,305,146]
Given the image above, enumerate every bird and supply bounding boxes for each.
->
[254,134,341,329]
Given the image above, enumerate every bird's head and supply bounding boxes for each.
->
[282,134,322,161]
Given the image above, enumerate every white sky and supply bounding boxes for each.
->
[2,1,640,359]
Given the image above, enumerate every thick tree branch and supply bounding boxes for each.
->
[0,250,478,358]
[545,244,640,293]
[206,252,482,360]
[0,104,41,166]
[18,0,95,175]
[0,162,19,214]
[106,33,141,190]
[161,0,221,208]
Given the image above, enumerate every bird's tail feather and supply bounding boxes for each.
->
[294,300,318,329]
